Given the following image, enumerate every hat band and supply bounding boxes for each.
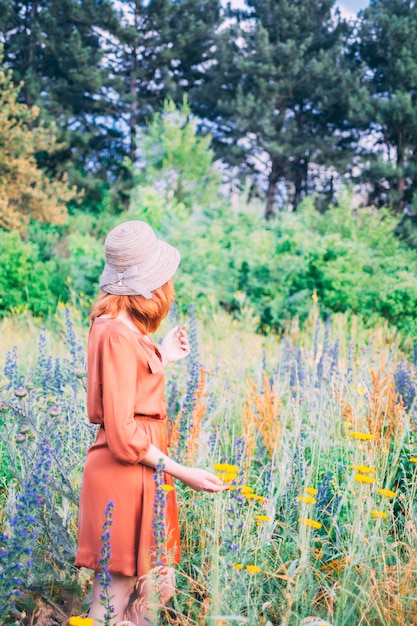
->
[100,264,153,299]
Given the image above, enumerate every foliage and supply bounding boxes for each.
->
[0,0,222,206]
[1,307,417,624]
[0,0,122,206]
[63,230,106,305]
[0,211,118,319]
[131,97,222,223]
[0,57,77,232]
[4,0,417,215]
[162,191,417,345]
[186,0,359,215]
[0,230,66,316]
[356,0,417,213]
[3,181,417,348]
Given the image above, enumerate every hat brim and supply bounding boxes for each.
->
[101,240,180,296]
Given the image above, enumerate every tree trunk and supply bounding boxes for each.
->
[265,155,282,219]
[128,1,140,165]
[292,157,308,210]
[395,131,405,213]
[26,0,38,110]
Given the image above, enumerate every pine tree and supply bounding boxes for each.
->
[102,0,221,196]
[194,0,358,217]
[0,0,222,208]
[0,60,77,231]
[356,0,417,213]
[0,0,121,204]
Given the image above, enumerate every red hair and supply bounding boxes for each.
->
[90,280,175,334]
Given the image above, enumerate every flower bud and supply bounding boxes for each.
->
[15,387,27,398]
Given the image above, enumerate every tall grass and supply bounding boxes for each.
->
[0,304,416,625]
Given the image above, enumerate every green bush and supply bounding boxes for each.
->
[0,230,63,316]
[161,192,417,343]
[3,187,417,346]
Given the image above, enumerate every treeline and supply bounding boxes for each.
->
[1,0,417,219]
[1,98,417,345]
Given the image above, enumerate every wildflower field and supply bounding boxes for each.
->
[1,303,417,626]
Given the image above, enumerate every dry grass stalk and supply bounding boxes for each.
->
[366,366,406,447]
[32,599,60,626]
[185,368,207,464]
[334,388,356,430]
[368,552,417,625]
[241,394,257,473]
[246,372,281,457]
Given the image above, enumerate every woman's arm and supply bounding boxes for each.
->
[150,327,225,491]
[141,443,228,493]
[101,333,151,463]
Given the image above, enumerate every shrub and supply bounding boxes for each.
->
[164,192,417,344]
[0,230,63,316]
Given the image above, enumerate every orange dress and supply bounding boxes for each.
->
[75,318,180,579]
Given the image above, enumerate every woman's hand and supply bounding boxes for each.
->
[179,467,229,492]
[160,325,190,366]
[141,444,228,493]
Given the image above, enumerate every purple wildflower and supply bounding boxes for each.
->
[98,500,115,624]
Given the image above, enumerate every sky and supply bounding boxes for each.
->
[227,0,371,20]
[338,0,370,18]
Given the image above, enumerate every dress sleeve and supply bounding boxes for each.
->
[101,333,151,464]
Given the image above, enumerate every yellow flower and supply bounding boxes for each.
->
[241,486,254,494]
[297,496,316,504]
[354,473,376,484]
[377,488,397,499]
[233,563,243,570]
[161,484,174,492]
[370,509,388,519]
[305,487,318,495]
[350,465,376,474]
[298,518,322,529]
[69,618,94,626]
[254,514,271,522]
[357,384,367,395]
[349,431,376,441]
[410,457,417,465]
[245,565,262,574]
[358,401,363,409]
[244,494,265,503]
[216,472,238,483]
[213,463,239,473]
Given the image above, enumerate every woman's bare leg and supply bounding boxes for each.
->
[124,575,152,626]
[126,567,175,625]
[88,573,135,625]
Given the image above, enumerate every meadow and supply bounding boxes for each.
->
[1,298,417,626]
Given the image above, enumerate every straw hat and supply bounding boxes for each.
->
[99,221,180,298]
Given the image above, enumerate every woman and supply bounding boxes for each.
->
[74,221,227,625]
